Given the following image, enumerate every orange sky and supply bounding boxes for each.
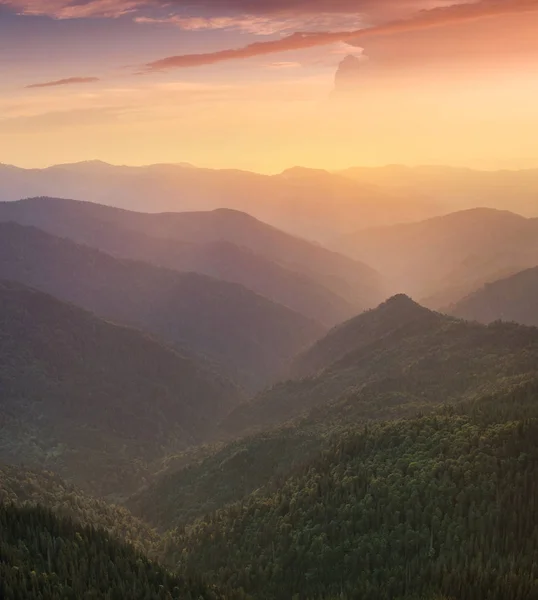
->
[1,0,538,171]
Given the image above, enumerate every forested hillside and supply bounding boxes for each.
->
[0,281,241,495]
[4,4,538,597]
[0,504,238,600]
[0,464,159,553]
[129,426,326,532]
[165,411,538,600]
[225,295,538,434]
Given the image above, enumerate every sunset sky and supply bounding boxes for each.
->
[1,0,538,172]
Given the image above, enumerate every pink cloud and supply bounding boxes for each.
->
[0,0,461,21]
[143,0,538,71]
[0,0,144,18]
[135,12,365,35]
[266,61,302,69]
[25,77,100,88]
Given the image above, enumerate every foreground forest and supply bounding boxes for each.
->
[3,384,538,599]
[0,195,538,599]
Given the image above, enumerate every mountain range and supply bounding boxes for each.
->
[339,164,538,219]
[2,173,538,600]
[3,162,538,245]
[0,161,451,240]
[338,208,538,307]
[0,197,384,325]
[0,221,323,389]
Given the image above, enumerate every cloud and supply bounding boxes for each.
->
[135,12,365,35]
[0,0,461,21]
[0,107,123,134]
[334,54,365,94]
[143,0,538,71]
[26,77,100,89]
[157,0,451,18]
[0,0,144,18]
[266,61,302,69]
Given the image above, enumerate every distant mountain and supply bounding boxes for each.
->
[0,197,372,325]
[224,295,538,435]
[0,504,237,600]
[0,223,323,389]
[291,294,438,379]
[0,281,241,495]
[0,162,442,240]
[450,266,538,326]
[339,164,538,218]
[134,205,382,309]
[338,208,538,306]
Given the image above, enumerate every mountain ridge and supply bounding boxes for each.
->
[0,196,381,325]
[0,222,324,390]
[450,266,538,326]
[223,296,538,436]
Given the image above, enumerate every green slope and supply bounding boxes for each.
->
[128,425,326,532]
[0,504,239,600]
[225,295,538,435]
[0,463,159,554]
[166,411,538,600]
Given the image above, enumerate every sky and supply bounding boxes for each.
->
[1,0,538,172]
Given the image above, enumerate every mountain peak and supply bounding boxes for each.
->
[382,293,417,307]
[291,296,440,379]
[280,166,331,179]
[373,293,436,322]
[49,160,115,172]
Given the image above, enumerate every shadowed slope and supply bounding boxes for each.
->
[0,280,242,494]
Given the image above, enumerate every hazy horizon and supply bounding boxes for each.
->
[4,157,538,175]
[2,0,538,172]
